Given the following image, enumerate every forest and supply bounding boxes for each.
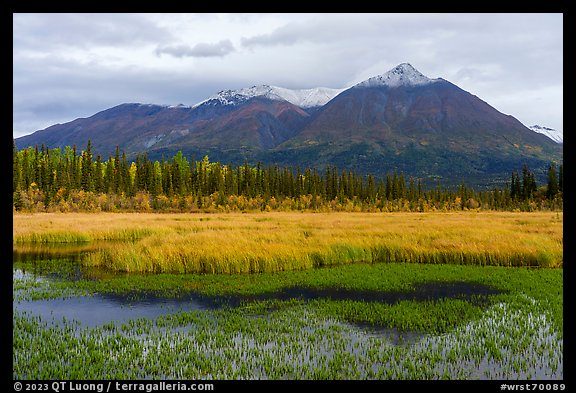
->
[13,140,563,213]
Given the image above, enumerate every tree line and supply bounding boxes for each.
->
[13,140,563,212]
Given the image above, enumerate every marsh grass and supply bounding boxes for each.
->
[14,212,563,273]
[13,293,562,379]
[13,246,563,379]
[15,258,563,333]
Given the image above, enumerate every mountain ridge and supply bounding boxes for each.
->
[194,85,345,109]
[15,63,562,187]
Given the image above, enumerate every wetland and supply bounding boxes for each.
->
[13,212,563,379]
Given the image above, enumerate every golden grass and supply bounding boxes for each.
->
[13,211,563,272]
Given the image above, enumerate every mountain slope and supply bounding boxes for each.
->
[179,97,311,150]
[15,63,562,187]
[275,63,562,184]
[16,96,313,157]
[14,103,201,158]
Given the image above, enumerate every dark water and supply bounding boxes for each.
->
[13,244,503,333]
[231,282,501,306]
[14,287,209,328]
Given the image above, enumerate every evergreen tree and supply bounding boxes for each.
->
[366,175,375,203]
[113,146,121,194]
[417,179,423,199]
[93,154,104,193]
[407,177,416,201]
[104,155,114,193]
[72,145,81,190]
[398,173,405,199]
[558,164,563,193]
[521,163,537,200]
[13,140,21,193]
[391,172,399,200]
[80,140,93,192]
[21,149,31,190]
[151,161,163,197]
[510,171,522,201]
[547,163,559,199]
[10,139,563,212]
[33,145,41,189]
[42,147,53,199]
[162,157,173,196]
[385,174,392,200]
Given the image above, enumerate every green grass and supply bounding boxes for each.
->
[13,260,563,379]
[14,258,563,334]
[13,291,563,379]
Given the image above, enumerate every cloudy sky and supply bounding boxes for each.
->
[13,13,563,138]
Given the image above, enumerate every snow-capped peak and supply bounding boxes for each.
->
[528,125,563,144]
[193,85,345,109]
[354,63,440,88]
[271,86,346,108]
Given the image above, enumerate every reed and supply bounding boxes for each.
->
[14,211,563,272]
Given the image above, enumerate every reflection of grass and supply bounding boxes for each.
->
[13,255,563,379]
[14,211,561,272]
[15,259,563,334]
[13,294,563,379]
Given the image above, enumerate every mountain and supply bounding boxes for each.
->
[15,85,343,158]
[15,103,196,158]
[528,125,563,144]
[15,63,562,187]
[275,63,562,185]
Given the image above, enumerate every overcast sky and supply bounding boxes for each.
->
[13,13,563,138]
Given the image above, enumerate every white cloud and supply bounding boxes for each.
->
[13,13,563,137]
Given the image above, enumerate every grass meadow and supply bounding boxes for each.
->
[13,211,563,379]
[14,211,563,273]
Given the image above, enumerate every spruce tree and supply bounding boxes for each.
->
[80,140,93,192]
[113,146,121,194]
[13,141,21,193]
[547,163,559,199]
[21,149,31,190]
[558,164,563,193]
[93,154,103,193]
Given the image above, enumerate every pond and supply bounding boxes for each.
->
[13,245,501,331]
[12,243,563,380]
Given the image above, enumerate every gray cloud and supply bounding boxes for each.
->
[241,24,302,47]
[13,13,174,50]
[239,14,456,48]
[12,52,242,137]
[13,13,563,137]
[156,40,235,58]
[240,18,370,47]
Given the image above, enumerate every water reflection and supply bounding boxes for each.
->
[14,292,209,328]
[13,243,504,340]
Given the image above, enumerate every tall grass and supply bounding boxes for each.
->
[13,213,170,243]
[14,211,561,272]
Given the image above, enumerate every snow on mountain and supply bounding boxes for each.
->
[192,63,441,109]
[193,85,344,109]
[528,125,563,144]
[354,63,441,88]
[271,86,346,108]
